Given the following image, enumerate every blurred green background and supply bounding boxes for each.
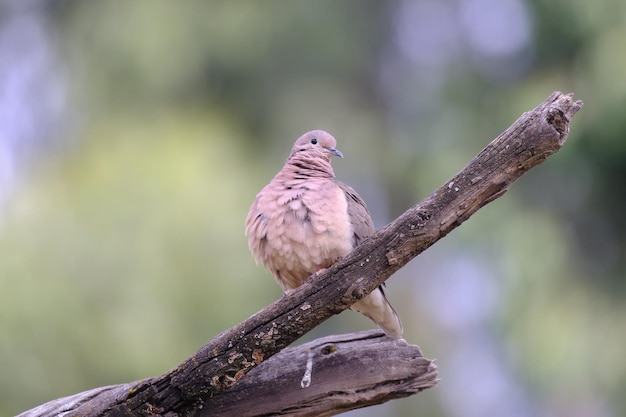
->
[1,1,624,416]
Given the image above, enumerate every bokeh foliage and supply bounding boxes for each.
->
[1,1,625,416]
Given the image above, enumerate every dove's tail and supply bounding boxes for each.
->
[351,286,404,339]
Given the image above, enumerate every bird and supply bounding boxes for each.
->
[245,130,403,338]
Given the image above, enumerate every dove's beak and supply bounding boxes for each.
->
[328,148,344,158]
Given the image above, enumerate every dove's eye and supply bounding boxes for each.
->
[310,137,318,145]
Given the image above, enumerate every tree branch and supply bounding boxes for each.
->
[17,92,582,417]
[20,331,437,417]
[201,330,437,417]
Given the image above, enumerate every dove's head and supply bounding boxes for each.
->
[289,130,343,162]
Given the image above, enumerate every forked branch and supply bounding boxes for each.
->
[18,92,582,417]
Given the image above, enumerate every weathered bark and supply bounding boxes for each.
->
[175,330,436,416]
[20,331,437,417]
[17,92,582,417]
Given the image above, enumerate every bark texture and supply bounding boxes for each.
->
[196,330,436,417]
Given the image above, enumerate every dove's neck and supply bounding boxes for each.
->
[284,154,335,179]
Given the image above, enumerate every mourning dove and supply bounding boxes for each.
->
[245,130,403,338]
